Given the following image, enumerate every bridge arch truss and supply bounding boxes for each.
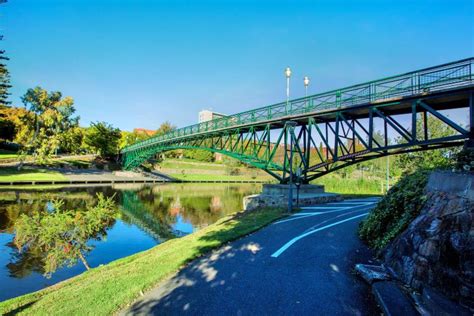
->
[122,58,474,183]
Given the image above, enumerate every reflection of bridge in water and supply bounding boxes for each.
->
[120,191,177,242]
[122,58,474,183]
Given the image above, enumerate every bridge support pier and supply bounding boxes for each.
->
[243,184,342,211]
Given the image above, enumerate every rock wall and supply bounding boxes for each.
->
[383,171,474,309]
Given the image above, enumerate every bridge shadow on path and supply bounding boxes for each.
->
[124,206,379,316]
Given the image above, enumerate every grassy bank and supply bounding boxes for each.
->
[173,173,272,182]
[0,207,285,315]
[0,167,67,182]
[157,158,274,182]
[314,175,387,195]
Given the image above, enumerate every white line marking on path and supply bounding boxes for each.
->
[300,206,351,210]
[273,214,321,225]
[271,212,369,258]
[274,202,377,225]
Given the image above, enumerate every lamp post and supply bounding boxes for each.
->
[304,76,310,97]
[286,121,297,212]
[386,155,390,192]
[285,67,292,112]
[304,76,310,109]
[296,167,302,207]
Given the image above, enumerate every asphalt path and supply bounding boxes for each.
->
[123,198,381,316]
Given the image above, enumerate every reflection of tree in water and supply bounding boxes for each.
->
[1,190,116,279]
[6,241,45,278]
[12,194,117,278]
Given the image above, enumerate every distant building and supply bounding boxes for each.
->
[198,110,228,123]
[198,109,228,161]
[133,128,156,137]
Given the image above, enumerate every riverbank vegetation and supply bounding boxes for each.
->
[0,206,285,315]
[358,169,430,250]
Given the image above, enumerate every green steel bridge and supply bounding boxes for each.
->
[121,58,474,184]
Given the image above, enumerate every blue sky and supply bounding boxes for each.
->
[2,0,473,131]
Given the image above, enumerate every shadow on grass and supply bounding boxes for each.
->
[3,301,37,316]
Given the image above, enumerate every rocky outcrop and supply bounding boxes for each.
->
[383,171,474,309]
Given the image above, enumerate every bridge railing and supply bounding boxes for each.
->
[122,57,473,153]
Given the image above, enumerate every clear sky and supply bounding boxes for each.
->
[2,0,473,131]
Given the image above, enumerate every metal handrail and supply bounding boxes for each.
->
[122,57,474,153]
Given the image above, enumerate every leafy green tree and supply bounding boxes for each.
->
[0,50,10,106]
[154,121,175,136]
[0,1,11,107]
[183,149,214,162]
[119,130,149,149]
[13,193,117,277]
[84,121,121,159]
[18,87,78,162]
[394,115,460,171]
[59,126,85,154]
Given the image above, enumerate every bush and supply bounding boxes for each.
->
[454,147,474,172]
[182,149,214,162]
[358,169,430,251]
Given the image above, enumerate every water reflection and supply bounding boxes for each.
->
[0,183,260,301]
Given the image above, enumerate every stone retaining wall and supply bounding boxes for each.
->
[383,171,474,309]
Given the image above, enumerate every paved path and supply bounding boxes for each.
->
[123,198,381,316]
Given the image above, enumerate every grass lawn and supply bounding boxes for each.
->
[313,175,387,195]
[0,149,19,160]
[0,153,18,160]
[0,167,67,182]
[173,173,272,182]
[160,159,226,170]
[0,207,285,315]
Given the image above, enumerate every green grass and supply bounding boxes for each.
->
[173,173,272,182]
[160,159,226,170]
[0,153,18,160]
[0,207,285,315]
[0,167,67,182]
[314,175,386,195]
[0,149,19,160]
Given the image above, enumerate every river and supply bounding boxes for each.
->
[0,183,261,302]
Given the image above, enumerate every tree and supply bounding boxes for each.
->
[394,115,460,171]
[59,126,85,154]
[13,193,117,277]
[19,87,79,162]
[119,130,149,149]
[0,105,15,140]
[183,149,214,162]
[0,1,11,107]
[84,121,121,159]
[154,121,175,136]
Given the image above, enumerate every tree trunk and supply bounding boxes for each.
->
[78,252,90,270]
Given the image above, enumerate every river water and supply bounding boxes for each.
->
[0,183,261,302]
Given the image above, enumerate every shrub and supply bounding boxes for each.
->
[358,169,430,251]
[453,147,474,172]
